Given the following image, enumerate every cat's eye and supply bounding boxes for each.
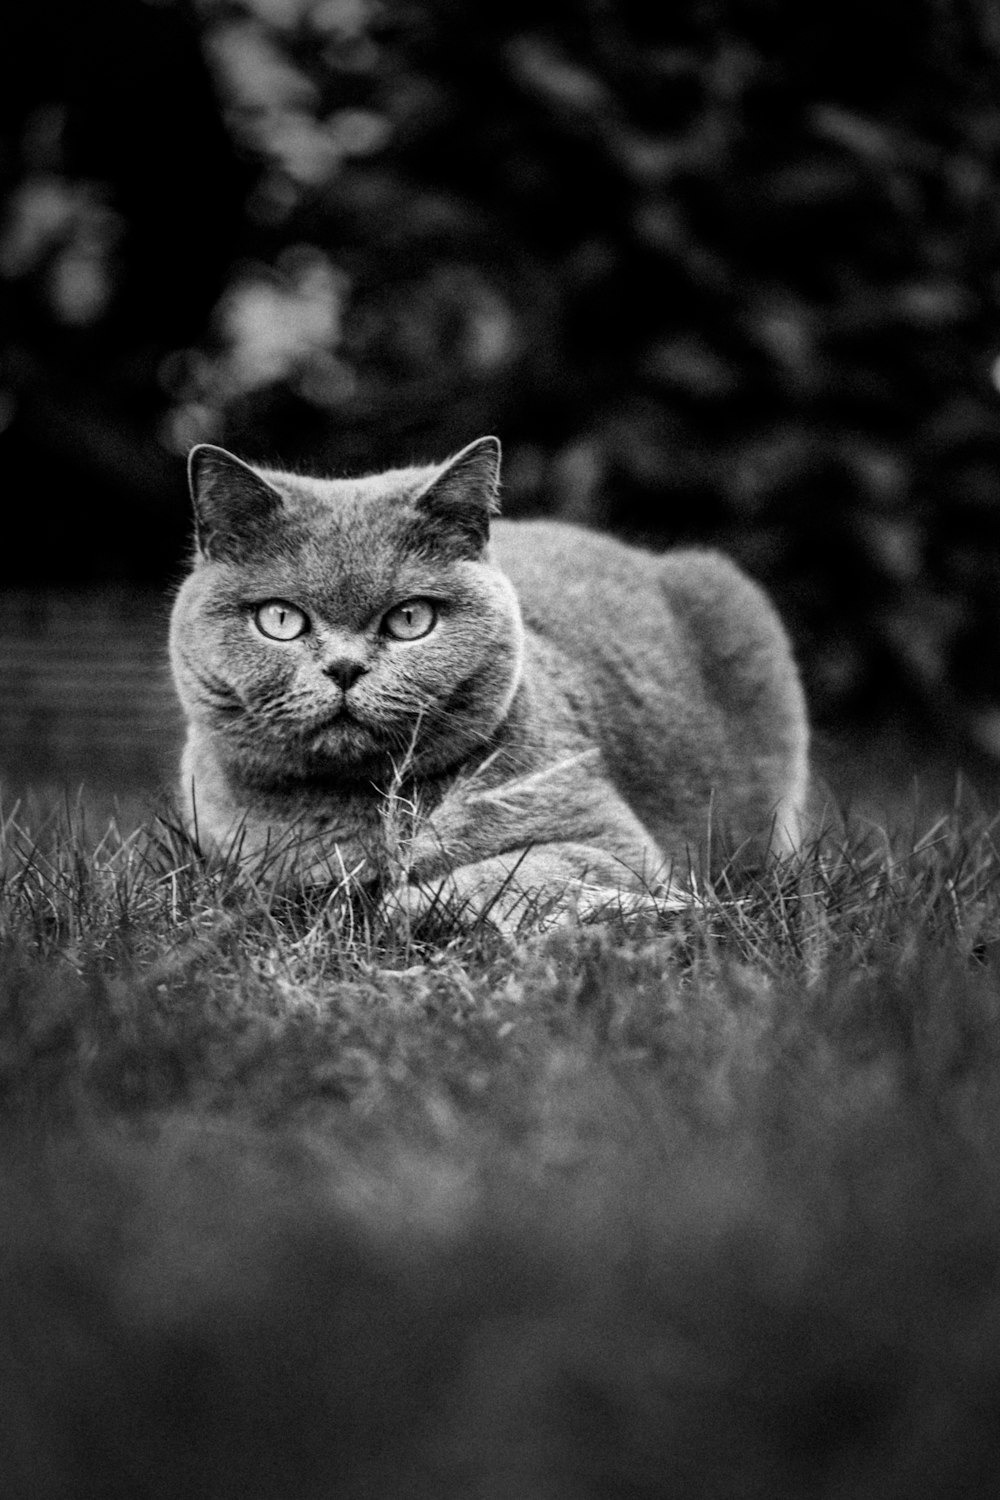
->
[254,600,309,641]
[382,598,437,641]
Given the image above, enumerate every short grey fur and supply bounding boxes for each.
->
[169,437,809,928]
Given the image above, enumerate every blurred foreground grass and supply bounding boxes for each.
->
[3,772,1000,1494]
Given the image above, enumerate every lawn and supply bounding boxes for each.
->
[3,765,1000,1497]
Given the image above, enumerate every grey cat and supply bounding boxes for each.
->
[169,437,809,928]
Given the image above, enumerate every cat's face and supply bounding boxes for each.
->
[169,438,524,785]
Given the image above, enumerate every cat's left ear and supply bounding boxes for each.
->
[412,436,501,557]
[188,445,284,561]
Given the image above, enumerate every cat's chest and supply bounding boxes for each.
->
[241,789,389,883]
[189,746,386,880]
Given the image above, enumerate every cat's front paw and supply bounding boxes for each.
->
[380,870,692,940]
[557,881,688,926]
[377,874,524,938]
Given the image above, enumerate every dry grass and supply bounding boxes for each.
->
[3,782,1000,1496]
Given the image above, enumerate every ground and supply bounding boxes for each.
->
[2,727,1000,1497]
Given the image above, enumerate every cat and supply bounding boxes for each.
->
[169,436,809,930]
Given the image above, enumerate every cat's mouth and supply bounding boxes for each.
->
[300,710,388,773]
[303,701,368,740]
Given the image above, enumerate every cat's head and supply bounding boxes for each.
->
[169,437,524,785]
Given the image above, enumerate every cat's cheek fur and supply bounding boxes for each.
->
[392,578,525,776]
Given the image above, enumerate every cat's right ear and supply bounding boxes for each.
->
[412,435,502,558]
[188,445,283,561]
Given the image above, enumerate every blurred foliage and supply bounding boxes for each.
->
[2,0,1000,746]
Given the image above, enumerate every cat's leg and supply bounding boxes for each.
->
[656,549,810,861]
[390,840,691,936]
[769,721,811,857]
[383,750,695,933]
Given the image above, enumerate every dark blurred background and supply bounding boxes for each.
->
[2,0,1000,798]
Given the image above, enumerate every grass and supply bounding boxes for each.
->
[4,779,1000,1496]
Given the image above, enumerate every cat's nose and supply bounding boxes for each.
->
[322,657,369,691]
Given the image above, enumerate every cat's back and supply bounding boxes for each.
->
[491,519,667,646]
[490,519,808,855]
[492,518,661,593]
[491,518,772,667]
